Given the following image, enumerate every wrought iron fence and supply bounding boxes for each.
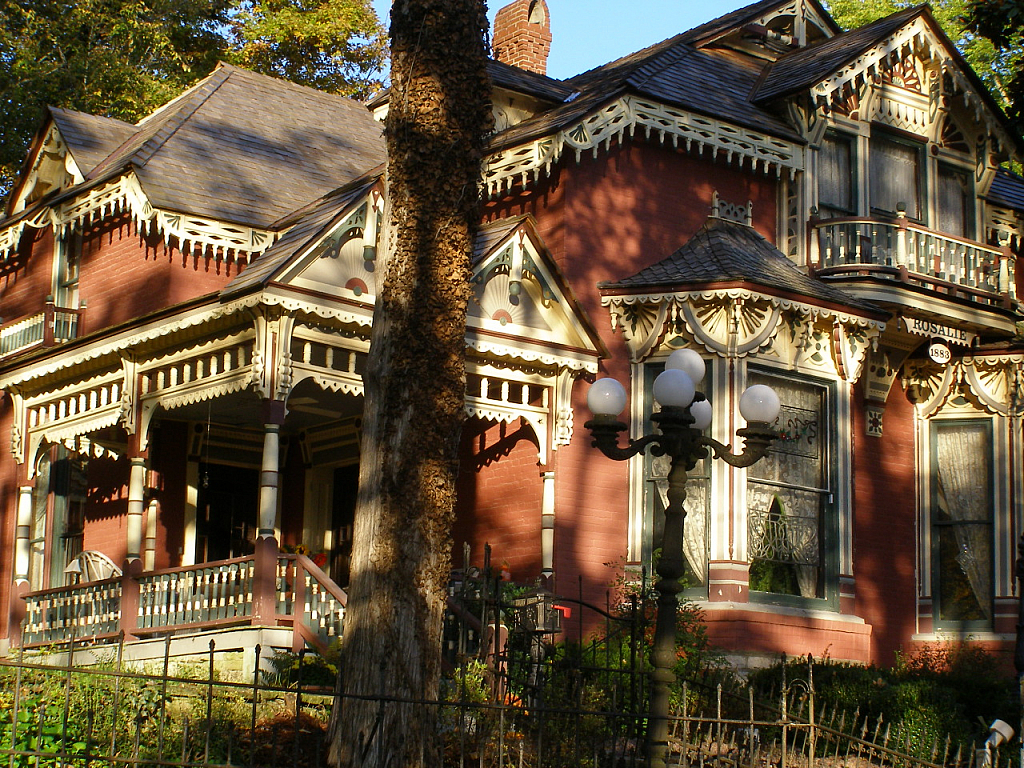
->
[1,555,1014,768]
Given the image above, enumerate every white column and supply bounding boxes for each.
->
[144,498,159,571]
[541,471,555,578]
[258,423,281,538]
[14,485,34,583]
[126,456,146,561]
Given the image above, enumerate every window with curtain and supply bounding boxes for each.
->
[931,420,993,625]
[870,132,922,220]
[643,360,710,592]
[818,133,855,218]
[936,164,973,239]
[747,371,831,600]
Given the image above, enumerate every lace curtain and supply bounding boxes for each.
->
[934,422,992,621]
[652,453,707,586]
[747,374,826,599]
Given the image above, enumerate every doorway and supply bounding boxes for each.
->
[196,463,259,562]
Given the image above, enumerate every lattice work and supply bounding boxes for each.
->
[0,173,276,264]
[483,95,803,197]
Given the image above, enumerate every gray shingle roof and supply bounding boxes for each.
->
[602,216,883,315]
[473,215,530,265]
[50,108,136,176]
[89,63,386,230]
[221,172,381,300]
[752,6,924,103]
[986,169,1024,213]
[490,0,807,152]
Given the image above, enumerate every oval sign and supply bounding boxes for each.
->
[928,340,951,364]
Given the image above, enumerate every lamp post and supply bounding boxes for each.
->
[584,349,780,768]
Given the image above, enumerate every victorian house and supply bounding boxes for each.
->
[2,0,1024,669]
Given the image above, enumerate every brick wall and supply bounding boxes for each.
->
[455,417,544,580]
[76,214,245,335]
[83,453,129,565]
[150,420,189,569]
[0,228,56,323]
[852,381,918,666]
[492,0,551,74]
[484,139,780,611]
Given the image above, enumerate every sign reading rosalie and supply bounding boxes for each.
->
[901,316,975,347]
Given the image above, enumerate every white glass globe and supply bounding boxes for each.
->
[690,398,712,430]
[666,348,705,385]
[739,384,781,423]
[652,368,695,408]
[587,377,627,416]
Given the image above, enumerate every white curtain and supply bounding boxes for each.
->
[935,423,992,620]
[653,453,707,586]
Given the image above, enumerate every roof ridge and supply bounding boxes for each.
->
[131,67,233,169]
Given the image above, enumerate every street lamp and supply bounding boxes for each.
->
[584,348,781,768]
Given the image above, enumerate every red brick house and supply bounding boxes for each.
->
[2,0,1024,669]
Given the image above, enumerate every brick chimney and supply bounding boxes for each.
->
[492,0,552,75]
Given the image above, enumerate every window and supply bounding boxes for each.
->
[641,361,710,592]
[746,371,831,601]
[818,133,855,218]
[29,446,87,590]
[936,164,973,239]
[931,419,992,626]
[870,132,923,220]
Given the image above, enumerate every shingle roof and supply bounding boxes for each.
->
[488,60,576,102]
[602,216,883,315]
[752,6,925,103]
[473,216,529,265]
[986,169,1024,213]
[221,173,381,300]
[489,0,807,152]
[49,108,136,176]
[88,63,386,230]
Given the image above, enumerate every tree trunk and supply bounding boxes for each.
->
[328,1,492,766]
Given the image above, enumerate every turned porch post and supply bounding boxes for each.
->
[125,453,147,562]
[258,400,286,539]
[14,482,35,583]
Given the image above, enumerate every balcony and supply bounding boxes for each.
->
[808,213,1016,313]
[0,302,82,361]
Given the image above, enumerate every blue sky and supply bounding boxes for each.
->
[369,1,746,81]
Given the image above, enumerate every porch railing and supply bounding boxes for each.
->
[0,302,82,360]
[276,554,347,653]
[136,557,256,632]
[809,212,1016,307]
[14,540,345,653]
[20,576,122,646]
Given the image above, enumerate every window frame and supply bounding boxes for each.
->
[637,358,712,598]
[928,417,995,631]
[869,128,926,223]
[817,131,857,218]
[745,366,839,610]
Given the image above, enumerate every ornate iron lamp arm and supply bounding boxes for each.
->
[698,424,778,468]
[584,417,664,462]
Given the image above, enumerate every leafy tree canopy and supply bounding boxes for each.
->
[826,0,1024,131]
[0,0,385,199]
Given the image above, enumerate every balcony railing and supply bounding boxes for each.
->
[809,213,1016,309]
[0,302,82,360]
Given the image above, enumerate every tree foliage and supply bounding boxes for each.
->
[826,0,1024,128]
[0,0,385,199]
[228,0,385,97]
[963,0,1024,132]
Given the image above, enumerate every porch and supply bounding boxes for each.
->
[9,538,345,655]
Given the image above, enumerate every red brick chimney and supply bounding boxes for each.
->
[492,0,552,75]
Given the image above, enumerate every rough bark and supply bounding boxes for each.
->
[328,1,492,767]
